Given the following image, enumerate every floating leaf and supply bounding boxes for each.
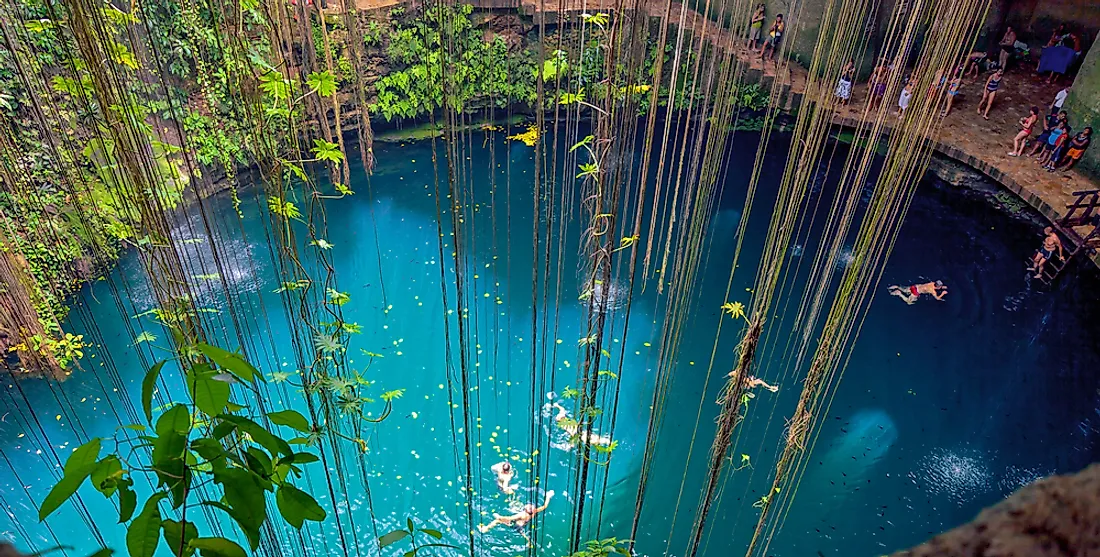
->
[378,530,410,548]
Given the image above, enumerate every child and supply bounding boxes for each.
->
[976,69,1003,120]
[1037,121,1069,169]
[898,83,913,117]
[942,73,962,117]
[1009,106,1039,156]
[835,62,854,105]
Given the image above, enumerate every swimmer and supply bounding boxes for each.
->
[490,461,516,495]
[544,395,612,447]
[724,371,779,392]
[887,281,947,305]
[478,490,554,533]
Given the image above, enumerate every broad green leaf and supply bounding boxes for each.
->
[117,481,136,523]
[155,404,191,436]
[187,371,230,416]
[86,549,114,557]
[189,538,247,557]
[266,410,310,433]
[126,492,166,557]
[276,483,326,529]
[142,361,165,424]
[199,502,259,551]
[90,455,123,496]
[195,343,261,383]
[212,469,265,539]
[378,529,409,548]
[420,528,443,539]
[38,438,101,520]
[306,71,337,97]
[218,415,292,457]
[244,447,273,477]
[161,519,197,557]
[280,452,319,465]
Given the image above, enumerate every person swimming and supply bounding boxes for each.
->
[477,490,555,533]
[544,393,612,447]
[490,461,516,495]
[725,371,779,392]
[887,281,947,305]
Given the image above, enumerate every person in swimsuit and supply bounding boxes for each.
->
[964,51,986,79]
[976,69,1002,120]
[490,461,516,495]
[1029,227,1064,278]
[748,4,765,50]
[1028,110,1066,157]
[477,490,554,533]
[725,370,779,392]
[1009,106,1039,156]
[761,14,784,64]
[942,73,962,117]
[887,281,947,305]
[544,396,612,447]
[1058,127,1092,171]
[1042,122,1072,170]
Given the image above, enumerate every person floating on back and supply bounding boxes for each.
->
[887,281,947,305]
[477,490,554,533]
[1028,226,1064,278]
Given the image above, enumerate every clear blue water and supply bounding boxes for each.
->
[1,131,1098,557]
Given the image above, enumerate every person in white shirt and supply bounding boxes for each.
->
[1050,87,1070,113]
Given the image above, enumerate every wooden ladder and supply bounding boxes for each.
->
[1036,190,1100,286]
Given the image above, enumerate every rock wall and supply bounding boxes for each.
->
[1064,44,1099,180]
[891,462,1100,557]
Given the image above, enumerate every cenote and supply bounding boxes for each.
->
[2,126,1098,557]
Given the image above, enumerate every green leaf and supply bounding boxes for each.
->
[117,481,136,523]
[378,530,409,548]
[218,415,292,457]
[200,502,259,551]
[212,469,266,540]
[189,538,247,557]
[244,447,273,477]
[86,549,114,557]
[39,438,101,520]
[420,528,443,540]
[275,483,326,529]
[306,71,337,97]
[406,517,415,533]
[126,492,166,557]
[267,410,311,433]
[155,404,191,436]
[187,371,230,416]
[194,343,262,383]
[90,455,123,496]
[310,139,344,163]
[280,452,319,465]
[161,519,198,557]
[142,361,166,424]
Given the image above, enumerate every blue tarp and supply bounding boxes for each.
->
[1038,46,1075,75]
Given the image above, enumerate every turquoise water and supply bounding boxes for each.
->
[1,131,1099,557]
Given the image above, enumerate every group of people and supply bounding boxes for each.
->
[1006,90,1092,172]
[746,5,785,64]
[477,393,614,534]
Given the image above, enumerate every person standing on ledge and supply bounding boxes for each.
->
[887,281,947,305]
[1029,227,1064,278]
[761,14,785,64]
[1009,106,1039,156]
[997,26,1017,69]
[976,69,1003,120]
[747,4,765,51]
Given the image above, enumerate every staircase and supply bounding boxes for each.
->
[1034,189,1100,285]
